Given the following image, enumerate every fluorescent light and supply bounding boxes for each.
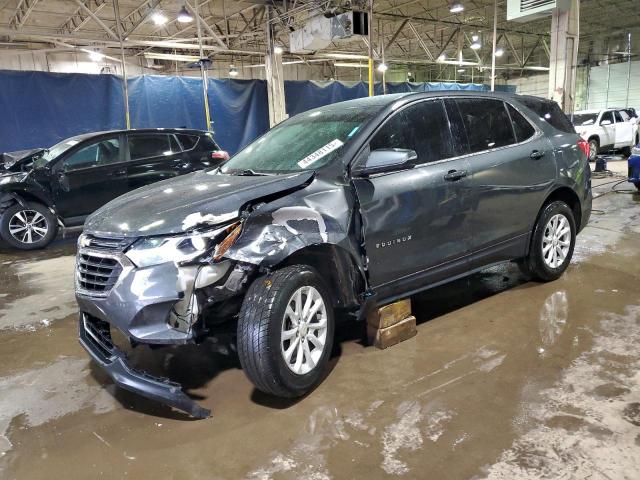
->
[273,45,283,54]
[88,50,104,62]
[457,68,465,73]
[495,47,504,57]
[151,12,167,25]
[450,2,464,13]
[325,52,369,60]
[525,66,550,71]
[143,52,200,62]
[377,63,388,72]
[177,5,193,23]
[229,66,239,77]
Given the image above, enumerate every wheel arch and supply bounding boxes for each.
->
[276,244,366,310]
[541,187,582,232]
[0,190,52,214]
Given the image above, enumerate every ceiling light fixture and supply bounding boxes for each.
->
[437,53,447,62]
[494,47,504,57]
[273,45,284,54]
[143,52,200,62]
[229,66,239,77]
[151,12,168,25]
[88,50,104,62]
[377,62,388,72]
[177,5,193,23]
[450,2,464,14]
[457,68,465,73]
[470,41,481,50]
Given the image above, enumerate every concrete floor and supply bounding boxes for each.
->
[0,162,638,479]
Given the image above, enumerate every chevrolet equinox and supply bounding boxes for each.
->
[76,92,592,417]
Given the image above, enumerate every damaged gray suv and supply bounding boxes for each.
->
[76,92,592,417]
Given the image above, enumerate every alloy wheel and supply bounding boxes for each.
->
[542,213,571,269]
[280,286,328,375]
[8,209,49,245]
[589,140,598,160]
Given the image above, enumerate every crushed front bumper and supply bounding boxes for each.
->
[79,313,210,419]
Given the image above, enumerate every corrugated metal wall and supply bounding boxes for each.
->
[586,60,640,109]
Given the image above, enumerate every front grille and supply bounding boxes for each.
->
[82,234,130,251]
[77,253,123,296]
[81,314,115,360]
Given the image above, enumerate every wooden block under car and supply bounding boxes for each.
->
[367,298,412,329]
[367,316,417,349]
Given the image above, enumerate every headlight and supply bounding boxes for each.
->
[125,227,228,268]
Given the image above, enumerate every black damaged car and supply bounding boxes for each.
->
[0,129,228,250]
[76,92,592,417]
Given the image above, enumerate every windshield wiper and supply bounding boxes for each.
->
[235,169,271,176]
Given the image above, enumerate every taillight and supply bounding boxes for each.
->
[577,138,589,159]
[211,150,230,162]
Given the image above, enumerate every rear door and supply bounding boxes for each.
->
[125,133,187,191]
[351,99,473,297]
[447,97,555,267]
[614,110,633,148]
[52,135,127,219]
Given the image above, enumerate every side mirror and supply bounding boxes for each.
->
[600,119,612,126]
[354,148,418,176]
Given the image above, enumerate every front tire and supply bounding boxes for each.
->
[237,265,335,397]
[0,201,57,250]
[518,201,576,282]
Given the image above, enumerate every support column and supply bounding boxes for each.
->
[265,7,286,127]
[548,0,579,113]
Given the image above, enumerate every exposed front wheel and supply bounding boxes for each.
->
[518,201,577,282]
[237,265,334,397]
[0,201,58,250]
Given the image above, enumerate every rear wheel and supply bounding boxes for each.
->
[237,265,335,397]
[622,146,632,158]
[518,201,576,282]
[0,201,57,250]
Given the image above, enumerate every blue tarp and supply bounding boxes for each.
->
[0,70,517,155]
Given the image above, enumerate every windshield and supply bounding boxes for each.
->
[572,113,598,126]
[221,104,383,174]
[33,137,84,168]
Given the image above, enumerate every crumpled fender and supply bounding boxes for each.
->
[223,180,365,274]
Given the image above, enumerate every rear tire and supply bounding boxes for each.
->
[237,265,335,397]
[622,146,632,158]
[518,201,576,282]
[588,138,599,161]
[0,201,57,250]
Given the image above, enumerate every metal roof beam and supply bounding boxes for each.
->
[59,0,109,35]
[8,0,41,30]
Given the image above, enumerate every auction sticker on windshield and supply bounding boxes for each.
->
[297,139,344,168]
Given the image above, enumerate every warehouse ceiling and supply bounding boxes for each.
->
[0,0,639,80]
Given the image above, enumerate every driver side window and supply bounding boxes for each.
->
[601,111,614,124]
[369,100,454,164]
[63,138,120,172]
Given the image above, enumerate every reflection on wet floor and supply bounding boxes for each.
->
[0,176,639,479]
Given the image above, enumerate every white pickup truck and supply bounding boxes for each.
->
[572,108,639,161]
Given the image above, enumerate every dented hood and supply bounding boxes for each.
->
[1,148,44,171]
[84,169,315,237]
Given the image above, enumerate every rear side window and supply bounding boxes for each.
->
[506,104,536,142]
[601,111,614,124]
[614,111,625,123]
[453,98,516,153]
[128,134,177,160]
[519,98,575,133]
[370,100,454,164]
[176,134,200,150]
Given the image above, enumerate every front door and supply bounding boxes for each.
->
[614,110,633,148]
[52,135,128,220]
[125,133,187,191]
[351,99,473,299]
[446,98,556,266]
[600,111,616,148]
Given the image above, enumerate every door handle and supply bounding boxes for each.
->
[107,168,127,176]
[444,169,468,181]
[530,150,545,160]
